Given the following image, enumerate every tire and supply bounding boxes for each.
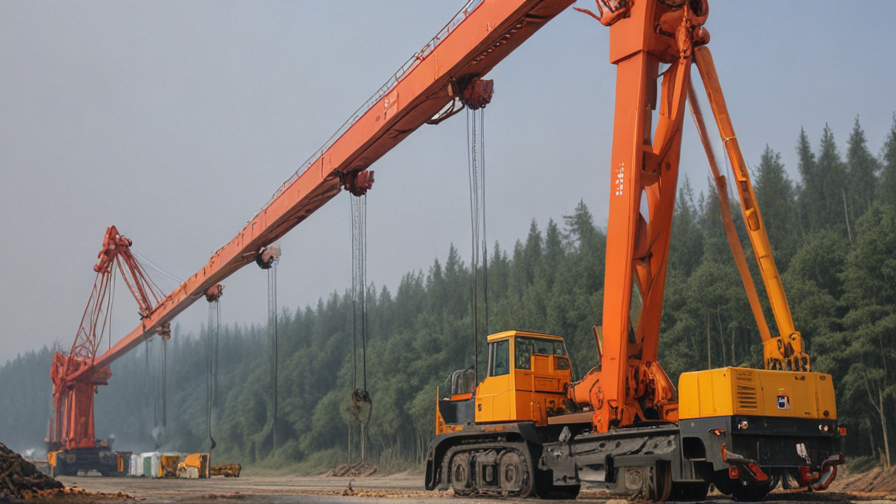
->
[539,484,581,500]
[653,461,673,502]
[667,482,710,502]
[711,470,736,496]
[498,450,533,497]
[449,452,472,496]
[731,480,773,502]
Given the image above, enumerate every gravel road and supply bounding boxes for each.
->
[51,472,895,504]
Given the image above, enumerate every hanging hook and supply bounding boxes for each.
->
[255,246,281,270]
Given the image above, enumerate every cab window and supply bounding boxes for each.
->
[516,338,533,370]
[489,339,510,376]
[516,336,567,368]
[552,340,568,356]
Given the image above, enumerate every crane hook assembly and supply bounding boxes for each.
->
[343,169,375,197]
[255,246,281,270]
[204,283,225,302]
[459,77,494,110]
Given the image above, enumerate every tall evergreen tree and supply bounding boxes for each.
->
[668,176,704,276]
[879,114,896,207]
[698,176,736,263]
[843,204,896,310]
[520,219,544,287]
[796,128,819,234]
[752,146,798,268]
[487,242,510,304]
[846,117,880,225]
[563,200,599,251]
[562,200,606,298]
[816,124,850,232]
[543,219,564,286]
[443,244,468,318]
[839,204,896,467]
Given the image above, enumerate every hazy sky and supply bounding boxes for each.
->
[2,1,895,365]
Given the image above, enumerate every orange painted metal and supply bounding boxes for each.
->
[56,0,802,448]
[49,226,163,451]
[569,0,709,432]
[54,0,575,450]
[64,0,574,386]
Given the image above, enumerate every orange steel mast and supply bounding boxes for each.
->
[569,0,709,433]
[569,0,806,434]
[49,226,166,451]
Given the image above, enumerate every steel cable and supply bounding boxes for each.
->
[467,107,488,382]
[268,259,279,452]
[207,300,219,451]
[350,194,372,462]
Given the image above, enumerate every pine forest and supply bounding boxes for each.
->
[3,116,896,473]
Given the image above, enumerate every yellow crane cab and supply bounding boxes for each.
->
[436,331,573,435]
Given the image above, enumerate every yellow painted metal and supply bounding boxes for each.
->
[693,46,809,372]
[159,454,181,478]
[477,369,514,423]
[434,387,464,435]
[679,367,837,420]
[176,453,210,479]
[474,331,572,425]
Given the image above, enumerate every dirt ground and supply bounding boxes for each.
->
[829,465,896,494]
[50,472,437,503]
[26,469,891,504]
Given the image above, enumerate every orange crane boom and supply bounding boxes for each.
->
[53,0,575,453]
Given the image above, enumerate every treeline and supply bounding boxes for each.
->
[1,116,894,470]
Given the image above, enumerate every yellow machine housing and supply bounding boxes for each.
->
[177,453,211,479]
[159,454,181,478]
[679,367,837,420]
[474,331,573,425]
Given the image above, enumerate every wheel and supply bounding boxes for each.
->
[618,464,671,501]
[651,462,673,502]
[450,452,472,496]
[538,484,581,500]
[731,479,773,502]
[711,469,736,496]
[667,482,710,501]
[811,464,837,491]
[498,450,533,497]
[780,469,802,489]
